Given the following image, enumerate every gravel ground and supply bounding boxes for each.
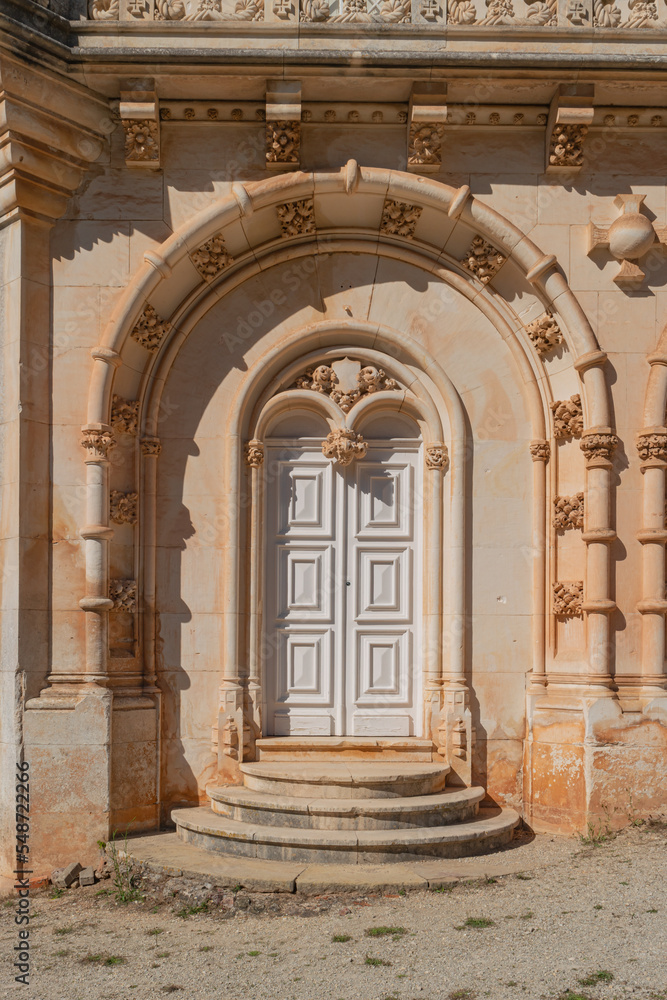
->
[2,822,666,1000]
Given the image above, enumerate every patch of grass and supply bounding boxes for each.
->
[431,883,455,893]
[557,993,592,1000]
[515,874,531,881]
[485,877,497,884]
[458,917,495,929]
[157,952,170,959]
[176,902,208,918]
[247,950,261,956]
[53,950,69,957]
[49,888,65,899]
[268,952,278,957]
[577,971,614,986]
[620,881,629,886]
[398,889,406,896]
[199,945,213,952]
[505,983,518,988]
[80,954,126,966]
[332,934,352,943]
[578,813,614,847]
[449,991,476,999]
[365,926,407,938]
[95,889,112,897]
[53,926,74,936]
[593,904,603,910]
[365,954,391,967]
[520,910,533,920]
[647,908,659,913]
[231,884,242,893]
[107,828,143,904]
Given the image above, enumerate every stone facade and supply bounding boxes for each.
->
[1,0,667,880]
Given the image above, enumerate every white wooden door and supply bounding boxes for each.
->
[265,439,421,737]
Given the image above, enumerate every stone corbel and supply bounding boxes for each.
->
[120,89,160,169]
[545,84,594,172]
[588,195,667,288]
[265,81,301,171]
[407,82,447,174]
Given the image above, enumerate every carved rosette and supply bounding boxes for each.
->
[553,493,584,530]
[110,491,138,525]
[425,443,449,470]
[131,304,171,352]
[266,121,300,165]
[81,428,116,462]
[140,437,162,457]
[551,395,583,439]
[380,200,423,239]
[293,361,400,413]
[109,579,137,612]
[580,431,618,463]
[89,0,119,16]
[553,581,584,617]
[459,235,506,284]
[529,440,550,462]
[637,431,667,464]
[111,395,139,435]
[408,124,445,169]
[190,235,234,279]
[123,120,160,163]
[549,124,588,168]
[525,311,563,356]
[245,440,265,468]
[322,429,367,466]
[277,199,315,238]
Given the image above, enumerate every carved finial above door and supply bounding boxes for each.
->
[291,357,400,412]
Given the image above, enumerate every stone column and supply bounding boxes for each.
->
[580,429,618,689]
[636,430,667,699]
[528,439,550,691]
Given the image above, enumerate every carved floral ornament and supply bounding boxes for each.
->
[131,304,171,353]
[322,428,367,466]
[553,581,584,618]
[81,428,116,461]
[109,579,137,612]
[266,121,300,165]
[551,395,583,439]
[111,395,139,435]
[110,491,138,525]
[426,443,449,470]
[190,234,234,279]
[525,311,563,356]
[459,236,506,284]
[123,120,159,163]
[553,493,584,530]
[291,358,401,413]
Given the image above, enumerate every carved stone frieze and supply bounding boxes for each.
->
[123,120,160,163]
[548,123,588,168]
[292,358,400,413]
[299,0,410,19]
[155,0,264,17]
[553,493,584,530]
[553,581,584,617]
[459,235,506,284]
[110,491,138,525]
[81,428,116,461]
[530,440,551,462]
[322,429,368,466]
[426,443,449,470]
[131,304,171,352]
[581,431,618,462]
[525,310,563,355]
[111,395,139,435]
[266,121,300,165]
[190,234,234,279]
[380,200,423,239]
[109,579,137,612]
[408,123,445,169]
[593,0,621,23]
[245,440,265,467]
[551,395,583,439]
[277,199,315,237]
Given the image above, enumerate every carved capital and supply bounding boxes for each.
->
[245,440,265,468]
[637,430,667,464]
[426,443,449,470]
[553,581,584,617]
[580,430,618,463]
[530,440,550,462]
[322,428,367,466]
[81,427,116,462]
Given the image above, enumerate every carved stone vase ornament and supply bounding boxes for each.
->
[321,428,367,466]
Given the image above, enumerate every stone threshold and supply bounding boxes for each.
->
[122,830,555,895]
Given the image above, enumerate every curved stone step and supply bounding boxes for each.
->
[209,784,484,830]
[239,761,449,799]
[172,806,520,863]
[256,737,435,762]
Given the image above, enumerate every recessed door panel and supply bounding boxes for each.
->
[356,547,412,622]
[356,461,413,540]
[276,546,334,621]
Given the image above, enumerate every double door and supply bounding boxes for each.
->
[265,439,422,737]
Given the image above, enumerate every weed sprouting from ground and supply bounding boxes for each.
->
[577,970,614,986]
[365,926,407,938]
[455,917,495,930]
[332,934,352,942]
[365,954,391,967]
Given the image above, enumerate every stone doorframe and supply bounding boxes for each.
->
[55,162,622,784]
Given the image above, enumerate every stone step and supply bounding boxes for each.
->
[209,784,484,830]
[172,806,520,863]
[239,762,449,799]
[256,737,435,762]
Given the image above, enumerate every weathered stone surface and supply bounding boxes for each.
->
[78,867,96,886]
[52,862,83,889]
